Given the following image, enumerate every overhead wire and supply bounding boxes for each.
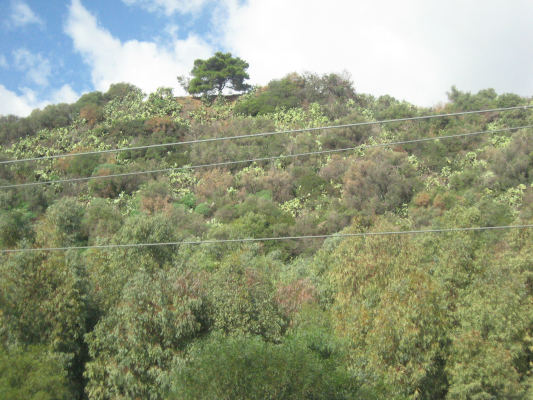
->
[0,124,531,189]
[0,105,531,165]
[1,224,531,254]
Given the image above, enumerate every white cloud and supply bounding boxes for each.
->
[65,0,213,95]
[9,1,43,28]
[50,84,79,104]
[0,55,7,68]
[13,48,51,87]
[121,0,210,15]
[0,84,79,117]
[0,85,36,116]
[220,0,533,106]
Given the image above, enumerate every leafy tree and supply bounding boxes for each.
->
[81,198,123,242]
[234,74,303,116]
[103,82,140,101]
[83,212,186,315]
[441,229,533,399]
[0,345,70,400]
[0,251,89,397]
[0,208,34,248]
[329,219,450,398]
[72,90,105,113]
[84,269,207,400]
[342,148,421,215]
[169,334,366,400]
[207,251,287,342]
[35,197,87,247]
[181,52,251,97]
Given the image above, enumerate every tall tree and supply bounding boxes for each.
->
[180,52,251,97]
[84,269,207,400]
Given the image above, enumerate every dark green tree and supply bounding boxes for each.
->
[0,251,89,397]
[169,334,367,400]
[0,345,70,400]
[84,269,207,400]
[180,52,251,97]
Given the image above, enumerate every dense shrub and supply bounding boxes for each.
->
[170,334,362,400]
[88,163,144,198]
[234,74,303,116]
[207,255,287,341]
[234,72,356,118]
[342,148,420,215]
[0,345,70,400]
[85,270,208,400]
[0,208,34,247]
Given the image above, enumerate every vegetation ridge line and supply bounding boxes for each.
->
[1,104,531,165]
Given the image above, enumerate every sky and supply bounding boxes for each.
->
[1,0,533,116]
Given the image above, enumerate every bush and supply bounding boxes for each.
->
[55,151,101,178]
[195,168,233,202]
[0,208,34,247]
[342,149,420,215]
[234,72,356,117]
[138,180,173,215]
[235,77,303,116]
[194,202,210,216]
[36,197,86,246]
[207,259,287,341]
[170,334,360,400]
[0,345,70,400]
[177,192,197,209]
[85,270,208,400]
[79,104,103,127]
[88,163,144,198]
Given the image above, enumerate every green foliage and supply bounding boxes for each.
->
[60,152,101,177]
[330,219,450,398]
[36,197,87,246]
[194,202,210,216]
[103,82,139,101]
[486,130,533,190]
[0,208,33,247]
[207,253,287,341]
[84,269,207,400]
[84,210,205,315]
[342,148,421,215]
[0,251,89,396]
[88,164,144,198]
[72,90,105,113]
[102,85,184,126]
[113,212,184,265]
[184,52,251,97]
[234,72,356,118]
[0,345,70,400]
[177,192,197,208]
[1,76,532,400]
[447,86,498,111]
[234,75,303,116]
[82,198,123,241]
[170,334,363,400]
[444,230,533,399]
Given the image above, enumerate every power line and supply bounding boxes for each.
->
[1,224,531,254]
[0,124,530,190]
[0,105,531,165]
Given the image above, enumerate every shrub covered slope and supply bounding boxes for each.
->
[0,74,532,399]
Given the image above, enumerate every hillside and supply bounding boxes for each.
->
[0,73,532,399]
